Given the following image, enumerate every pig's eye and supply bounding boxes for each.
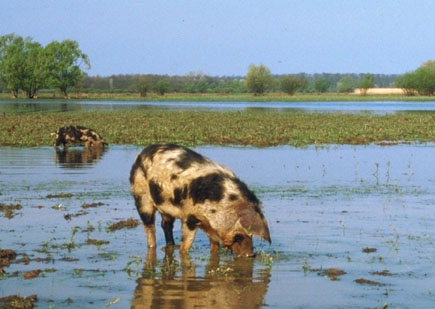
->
[233,234,244,243]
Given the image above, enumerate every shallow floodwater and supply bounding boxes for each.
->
[0,145,434,308]
[2,100,435,114]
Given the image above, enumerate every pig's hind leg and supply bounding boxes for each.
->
[133,193,157,248]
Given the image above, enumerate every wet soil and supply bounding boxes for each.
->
[0,145,434,308]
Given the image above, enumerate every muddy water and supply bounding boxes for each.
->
[0,145,434,308]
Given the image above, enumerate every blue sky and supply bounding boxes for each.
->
[1,0,434,76]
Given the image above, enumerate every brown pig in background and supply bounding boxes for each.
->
[129,143,271,257]
[52,125,107,149]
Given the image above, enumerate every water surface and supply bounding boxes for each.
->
[2,100,435,114]
[0,145,434,308]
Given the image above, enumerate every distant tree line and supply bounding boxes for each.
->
[0,33,89,98]
[3,34,435,97]
[81,70,397,96]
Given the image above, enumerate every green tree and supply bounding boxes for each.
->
[414,66,435,95]
[280,75,306,95]
[0,34,29,98]
[358,74,375,95]
[395,60,435,96]
[45,40,90,98]
[245,64,273,95]
[395,72,418,96]
[154,79,170,95]
[314,78,331,93]
[136,76,151,97]
[21,40,47,98]
[337,76,356,93]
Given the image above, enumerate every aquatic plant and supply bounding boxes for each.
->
[61,226,80,250]
[123,255,142,277]
[259,250,274,268]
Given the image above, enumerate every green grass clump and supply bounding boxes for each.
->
[2,110,435,147]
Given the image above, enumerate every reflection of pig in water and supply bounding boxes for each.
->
[129,144,271,257]
[132,247,271,308]
[52,125,107,148]
[55,147,106,168]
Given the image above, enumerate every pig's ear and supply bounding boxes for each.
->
[237,204,271,244]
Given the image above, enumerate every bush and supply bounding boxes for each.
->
[280,75,306,95]
[395,62,435,96]
[245,64,273,95]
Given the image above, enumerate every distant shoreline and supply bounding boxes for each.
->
[1,91,435,102]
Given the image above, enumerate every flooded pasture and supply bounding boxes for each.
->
[0,144,434,308]
[3,99,435,114]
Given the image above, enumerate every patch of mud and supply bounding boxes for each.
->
[0,203,22,219]
[59,256,79,262]
[64,210,88,221]
[371,270,394,277]
[86,238,110,246]
[315,268,347,281]
[0,294,38,308]
[355,278,385,286]
[82,202,105,209]
[23,269,42,280]
[46,193,73,198]
[107,218,140,232]
[0,249,17,266]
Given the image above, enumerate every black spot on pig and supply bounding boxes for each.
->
[141,144,180,162]
[175,148,207,170]
[186,215,201,230]
[232,177,263,216]
[170,186,188,207]
[229,194,239,201]
[189,173,225,205]
[149,180,164,205]
[233,234,245,243]
[140,212,155,226]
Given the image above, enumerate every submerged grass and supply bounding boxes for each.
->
[2,110,435,147]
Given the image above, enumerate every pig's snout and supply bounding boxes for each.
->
[230,234,255,258]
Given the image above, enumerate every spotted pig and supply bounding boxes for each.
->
[52,125,106,148]
[129,143,271,257]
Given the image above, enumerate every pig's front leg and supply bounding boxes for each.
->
[180,215,200,254]
[209,239,220,254]
[161,214,175,246]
